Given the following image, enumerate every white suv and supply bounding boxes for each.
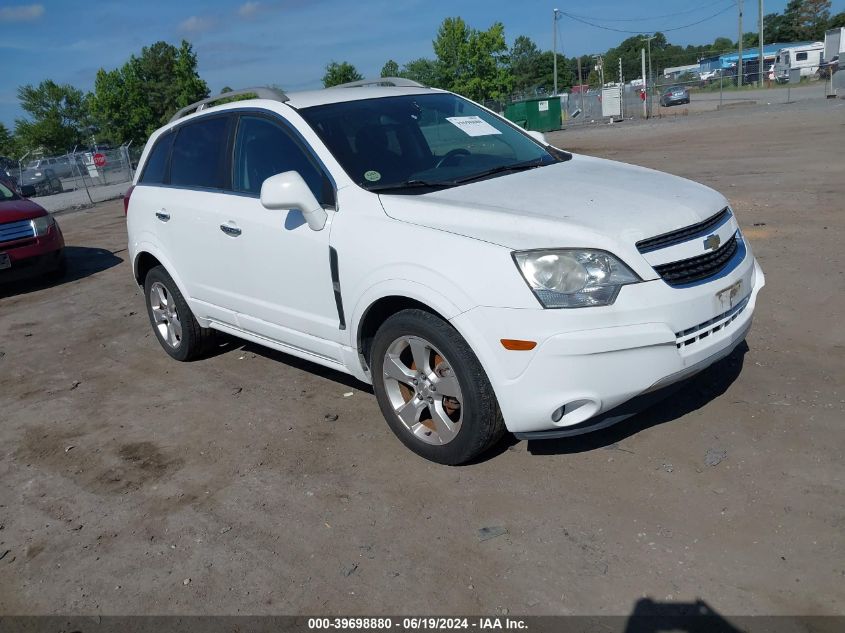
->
[126,80,764,464]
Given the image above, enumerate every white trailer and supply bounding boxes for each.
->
[773,42,824,82]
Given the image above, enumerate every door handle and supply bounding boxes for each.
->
[220,224,242,237]
[155,210,170,222]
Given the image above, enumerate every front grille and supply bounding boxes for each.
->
[675,296,749,349]
[0,219,35,245]
[636,208,731,254]
[653,233,739,287]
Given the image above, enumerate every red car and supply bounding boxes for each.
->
[0,179,65,283]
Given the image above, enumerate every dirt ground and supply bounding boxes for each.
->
[1,98,843,618]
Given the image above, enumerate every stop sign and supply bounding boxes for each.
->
[93,153,106,167]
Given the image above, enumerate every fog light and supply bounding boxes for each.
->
[551,405,566,422]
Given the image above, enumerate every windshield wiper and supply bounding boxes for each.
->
[366,179,456,192]
[451,159,546,185]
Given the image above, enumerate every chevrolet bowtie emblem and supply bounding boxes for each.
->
[703,234,721,251]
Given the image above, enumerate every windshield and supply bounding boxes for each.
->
[25,160,40,169]
[299,93,563,192]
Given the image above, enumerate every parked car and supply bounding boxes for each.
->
[126,81,764,464]
[18,167,63,197]
[23,156,82,179]
[659,85,690,107]
[0,179,66,283]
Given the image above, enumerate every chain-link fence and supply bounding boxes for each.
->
[5,145,136,212]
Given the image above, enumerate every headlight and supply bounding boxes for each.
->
[31,214,55,236]
[34,172,42,177]
[513,249,640,308]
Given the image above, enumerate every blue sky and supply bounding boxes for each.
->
[2,0,842,128]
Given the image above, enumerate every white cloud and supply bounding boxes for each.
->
[0,4,45,22]
[238,2,260,18]
[179,15,216,32]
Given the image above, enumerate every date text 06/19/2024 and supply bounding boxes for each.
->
[307,617,528,630]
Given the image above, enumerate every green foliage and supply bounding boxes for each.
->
[400,58,439,86]
[322,61,363,87]
[431,17,512,101]
[89,40,209,147]
[765,0,832,42]
[14,80,88,153]
[713,37,734,52]
[830,12,845,28]
[0,123,20,158]
[380,60,400,77]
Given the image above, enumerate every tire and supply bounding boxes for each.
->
[143,265,213,361]
[53,181,63,194]
[370,309,505,465]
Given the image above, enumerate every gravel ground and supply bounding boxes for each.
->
[1,98,843,618]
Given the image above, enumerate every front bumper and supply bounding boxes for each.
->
[450,254,764,435]
[0,223,65,283]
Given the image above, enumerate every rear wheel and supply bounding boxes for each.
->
[370,309,505,465]
[143,265,213,361]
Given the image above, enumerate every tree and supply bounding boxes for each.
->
[830,11,845,28]
[431,17,511,101]
[713,37,734,52]
[89,40,209,146]
[510,35,542,93]
[0,123,20,158]
[796,0,831,40]
[322,61,363,87]
[14,80,87,153]
[380,60,400,77]
[401,58,439,86]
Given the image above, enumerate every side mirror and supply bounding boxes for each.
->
[260,171,327,231]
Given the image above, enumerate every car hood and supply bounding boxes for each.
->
[0,198,48,222]
[377,153,728,254]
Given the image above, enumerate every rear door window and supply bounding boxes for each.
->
[170,116,230,189]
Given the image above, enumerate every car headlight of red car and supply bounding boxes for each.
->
[31,214,55,236]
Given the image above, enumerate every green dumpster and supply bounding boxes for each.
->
[504,96,561,132]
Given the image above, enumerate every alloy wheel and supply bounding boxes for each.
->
[381,335,463,445]
[149,281,183,349]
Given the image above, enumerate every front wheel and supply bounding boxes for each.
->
[370,309,505,465]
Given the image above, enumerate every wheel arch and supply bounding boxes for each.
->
[131,245,192,306]
[354,293,459,374]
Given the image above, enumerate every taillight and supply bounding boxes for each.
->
[123,185,135,216]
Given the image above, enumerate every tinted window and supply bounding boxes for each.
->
[232,115,328,203]
[140,132,174,184]
[796,51,808,61]
[170,116,229,188]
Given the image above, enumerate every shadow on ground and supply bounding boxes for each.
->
[0,245,123,298]
[199,325,749,465]
[523,342,749,457]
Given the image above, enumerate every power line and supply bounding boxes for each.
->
[564,0,734,24]
[559,2,738,35]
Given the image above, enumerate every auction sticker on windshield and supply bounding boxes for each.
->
[446,116,502,137]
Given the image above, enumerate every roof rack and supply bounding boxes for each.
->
[169,87,289,123]
[331,77,427,89]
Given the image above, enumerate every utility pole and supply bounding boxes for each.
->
[641,48,648,118]
[553,8,562,95]
[758,0,765,87]
[619,57,624,119]
[577,56,584,113]
[641,35,656,117]
[738,0,744,87]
